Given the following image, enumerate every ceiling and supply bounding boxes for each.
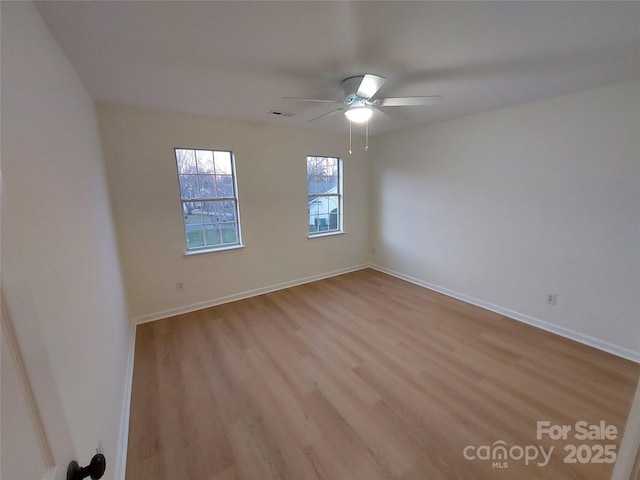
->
[35,1,640,136]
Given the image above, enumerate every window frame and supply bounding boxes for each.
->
[307,155,344,238]
[174,147,243,255]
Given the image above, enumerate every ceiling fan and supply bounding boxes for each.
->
[282,74,442,152]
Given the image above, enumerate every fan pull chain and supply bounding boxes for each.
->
[349,121,352,155]
[365,120,369,151]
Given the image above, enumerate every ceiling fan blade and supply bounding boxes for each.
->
[309,107,345,122]
[282,97,343,104]
[372,107,390,120]
[356,74,387,99]
[377,95,443,107]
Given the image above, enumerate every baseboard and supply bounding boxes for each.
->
[116,262,637,478]
[113,323,137,480]
[371,264,640,364]
[132,264,370,325]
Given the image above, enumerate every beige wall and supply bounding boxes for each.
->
[371,80,640,359]
[99,81,640,359]
[1,2,131,476]
[97,104,371,321]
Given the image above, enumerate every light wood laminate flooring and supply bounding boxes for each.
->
[126,269,639,479]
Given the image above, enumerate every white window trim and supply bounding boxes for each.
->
[174,147,243,254]
[307,155,344,238]
[307,230,345,239]
[184,244,245,256]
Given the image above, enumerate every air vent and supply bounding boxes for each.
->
[269,110,295,117]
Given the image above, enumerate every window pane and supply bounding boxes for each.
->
[196,150,214,174]
[220,200,236,222]
[179,175,199,199]
[202,201,220,225]
[329,208,339,231]
[214,151,232,174]
[199,175,216,198]
[309,214,320,230]
[317,174,327,195]
[307,175,317,195]
[316,196,328,217]
[326,157,337,175]
[176,149,197,174]
[326,159,338,192]
[183,201,203,224]
[186,224,205,249]
[307,157,316,194]
[327,195,339,216]
[307,157,318,194]
[216,175,234,197]
[204,224,222,246]
[220,223,238,244]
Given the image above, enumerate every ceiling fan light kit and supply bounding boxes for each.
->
[344,106,373,123]
[283,74,442,153]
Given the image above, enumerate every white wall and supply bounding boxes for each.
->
[372,80,640,359]
[1,2,131,476]
[97,104,371,321]
[1,331,46,480]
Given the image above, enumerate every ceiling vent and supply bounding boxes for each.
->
[269,110,295,117]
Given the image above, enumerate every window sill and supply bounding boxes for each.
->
[184,244,245,257]
[308,231,345,239]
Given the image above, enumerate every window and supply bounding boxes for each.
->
[307,156,343,236]
[174,148,242,252]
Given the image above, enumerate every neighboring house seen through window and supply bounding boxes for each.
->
[175,148,242,252]
[307,156,343,236]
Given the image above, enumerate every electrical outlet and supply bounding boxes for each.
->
[546,294,557,305]
[176,282,184,292]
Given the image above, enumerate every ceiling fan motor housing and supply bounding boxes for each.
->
[341,76,367,98]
